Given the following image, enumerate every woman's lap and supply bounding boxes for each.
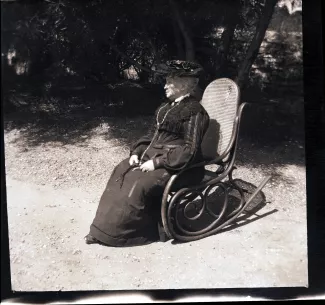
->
[90,157,205,246]
[90,158,171,246]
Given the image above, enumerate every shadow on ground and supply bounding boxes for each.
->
[3,82,163,147]
[168,178,278,245]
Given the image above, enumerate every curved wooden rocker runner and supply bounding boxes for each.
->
[160,78,272,242]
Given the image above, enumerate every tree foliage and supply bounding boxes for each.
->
[1,0,303,114]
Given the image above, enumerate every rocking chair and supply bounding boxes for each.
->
[160,78,272,242]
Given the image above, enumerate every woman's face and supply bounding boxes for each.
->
[164,76,198,100]
[164,77,179,99]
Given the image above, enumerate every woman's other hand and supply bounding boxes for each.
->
[129,155,139,166]
[140,160,155,172]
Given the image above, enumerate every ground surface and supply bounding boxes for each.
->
[4,115,308,291]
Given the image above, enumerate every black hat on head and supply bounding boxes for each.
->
[154,60,203,78]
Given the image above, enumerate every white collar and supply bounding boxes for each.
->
[174,93,190,104]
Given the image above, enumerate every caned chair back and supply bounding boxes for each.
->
[200,78,240,161]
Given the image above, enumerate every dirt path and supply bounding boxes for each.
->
[4,127,308,291]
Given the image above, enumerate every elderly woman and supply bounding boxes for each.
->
[85,60,210,247]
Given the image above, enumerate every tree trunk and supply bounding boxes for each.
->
[215,2,241,77]
[236,0,278,88]
[173,18,185,60]
[169,0,195,61]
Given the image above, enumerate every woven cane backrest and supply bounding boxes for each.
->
[201,78,239,160]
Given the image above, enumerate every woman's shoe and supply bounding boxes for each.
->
[84,234,100,244]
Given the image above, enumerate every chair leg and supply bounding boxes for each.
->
[157,218,170,242]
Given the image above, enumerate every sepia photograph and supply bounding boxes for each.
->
[2,0,307,291]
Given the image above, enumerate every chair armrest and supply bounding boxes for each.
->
[174,155,226,177]
[164,157,225,193]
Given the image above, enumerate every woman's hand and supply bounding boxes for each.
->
[129,155,139,166]
[140,160,155,172]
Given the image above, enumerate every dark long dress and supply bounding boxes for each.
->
[89,96,210,247]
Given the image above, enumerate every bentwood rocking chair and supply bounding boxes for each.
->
[160,78,272,242]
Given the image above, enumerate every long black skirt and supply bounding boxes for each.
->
[89,158,204,247]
